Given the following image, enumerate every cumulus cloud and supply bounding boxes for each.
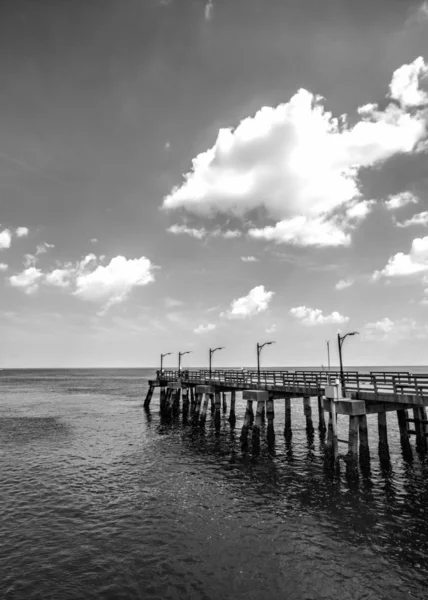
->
[266,324,277,333]
[164,297,184,308]
[373,236,428,278]
[36,242,55,255]
[0,263,8,271]
[221,285,274,319]
[15,226,29,238]
[0,228,12,249]
[241,256,258,262]
[194,323,216,334]
[385,191,419,210]
[336,278,354,290]
[204,0,213,21]
[9,267,43,294]
[163,57,428,246]
[290,305,349,325]
[167,224,207,239]
[10,254,156,311]
[389,56,428,108]
[395,211,428,227]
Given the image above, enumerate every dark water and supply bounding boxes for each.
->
[1,368,428,600]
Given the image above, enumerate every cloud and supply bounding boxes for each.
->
[74,256,155,310]
[266,324,277,333]
[167,224,207,239]
[11,254,156,311]
[290,305,349,325]
[389,56,428,108]
[213,229,242,238]
[0,228,12,249]
[165,297,184,308]
[0,263,8,271]
[204,0,213,21]
[363,317,426,341]
[163,57,428,246]
[395,211,428,227]
[373,236,428,278]
[90,238,98,244]
[241,256,258,262]
[36,242,55,255]
[194,323,216,334]
[335,278,354,290]
[9,267,43,294]
[221,285,274,319]
[385,191,419,210]
[15,226,29,238]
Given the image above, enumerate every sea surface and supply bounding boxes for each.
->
[1,367,428,600]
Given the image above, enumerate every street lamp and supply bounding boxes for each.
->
[257,341,275,383]
[209,347,224,379]
[160,352,172,375]
[178,351,192,375]
[337,331,359,393]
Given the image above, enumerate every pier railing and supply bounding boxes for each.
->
[158,369,428,398]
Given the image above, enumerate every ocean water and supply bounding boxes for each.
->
[1,368,428,600]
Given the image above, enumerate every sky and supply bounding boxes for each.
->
[1,0,428,368]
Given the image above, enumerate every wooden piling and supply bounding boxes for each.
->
[378,412,388,451]
[397,409,411,448]
[358,414,370,457]
[143,384,154,409]
[214,391,221,428]
[172,389,180,413]
[284,397,292,437]
[303,396,314,433]
[413,406,427,451]
[252,400,264,447]
[317,395,326,430]
[229,390,236,425]
[266,395,275,446]
[222,392,228,414]
[182,388,189,415]
[159,387,166,412]
[328,401,338,460]
[190,387,195,412]
[240,399,253,443]
[200,394,209,425]
[348,415,359,459]
[194,393,202,418]
[166,388,175,414]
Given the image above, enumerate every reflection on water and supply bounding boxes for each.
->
[1,369,427,600]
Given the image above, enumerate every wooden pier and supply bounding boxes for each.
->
[144,369,428,462]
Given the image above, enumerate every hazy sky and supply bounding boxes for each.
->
[1,0,428,368]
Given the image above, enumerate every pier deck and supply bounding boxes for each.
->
[144,369,428,462]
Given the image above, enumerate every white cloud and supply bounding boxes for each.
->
[23,254,37,267]
[9,267,43,294]
[36,242,55,255]
[167,224,207,239]
[241,256,258,262]
[74,256,155,310]
[221,285,274,319]
[90,238,98,244]
[204,0,213,21]
[45,268,72,288]
[389,56,428,108]
[0,229,12,249]
[336,278,354,290]
[163,58,428,246]
[0,263,8,271]
[194,323,216,334]
[363,317,426,341]
[373,236,428,278]
[385,191,419,210]
[395,211,428,227]
[266,324,277,333]
[11,254,156,311]
[290,305,349,326]
[15,226,29,238]
[216,229,242,238]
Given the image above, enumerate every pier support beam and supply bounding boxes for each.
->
[413,407,427,451]
[397,409,411,453]
[303,396,314,433]
[240,400,253,444]
[252,400,265,449]
[348,415,359,459]
[144,384,154,409]
[358,414,370,459]
[266,395,275,447]
[229,390,236,426]
[190,387,195,413]
[377,412,389,456]
[214,391,221,428]
[200,394,209,425]
[182,388,189,417]
[159,387,166,412]
[284,398,292,438]
[318,395,326,431]
[222,392,228,414]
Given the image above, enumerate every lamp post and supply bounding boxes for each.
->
[160,352,172,376]
[178,351,192,376]
[257,341,275,383]
[209,347,224,379]
[337,331,359,393]
[326,341,331,384]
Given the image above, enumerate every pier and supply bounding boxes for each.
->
[144,369,428,463]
